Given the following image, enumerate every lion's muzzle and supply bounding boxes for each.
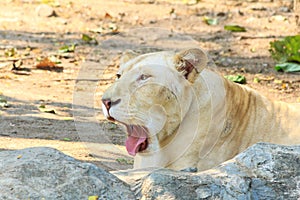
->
[101,98,121,121]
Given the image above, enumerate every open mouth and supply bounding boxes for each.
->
[103,113,149,156]
[124,124,149,156]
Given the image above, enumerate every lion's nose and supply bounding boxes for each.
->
[102,98,121,110]
[101,98,121,120]
[102,99,112,111]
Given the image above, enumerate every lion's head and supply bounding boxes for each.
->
[102,48,208,156]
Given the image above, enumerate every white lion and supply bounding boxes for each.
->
[102,48,300,171]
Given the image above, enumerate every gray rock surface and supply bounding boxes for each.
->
[0,143,299,200]
[135,143,300,200]
[0,147,135,200]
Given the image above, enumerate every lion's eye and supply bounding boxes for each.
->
[138,74,151,81]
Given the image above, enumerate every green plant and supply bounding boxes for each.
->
[269,35,300,63]
[269,35,300,72]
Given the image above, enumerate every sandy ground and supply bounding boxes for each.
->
[0,0,299,171]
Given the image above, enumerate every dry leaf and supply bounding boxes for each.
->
[104,12,113,19]
[35,57,63,72]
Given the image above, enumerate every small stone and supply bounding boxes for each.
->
[36,4,56,17]
[196,187,212,198]
[279,6,291,13]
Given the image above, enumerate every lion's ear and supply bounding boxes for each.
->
[174,48,208,83]
[120,50,139,65]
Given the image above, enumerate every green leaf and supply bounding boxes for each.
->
[81,34,98,44]
[224,75,246,84]
[274,62,300,72]
[41,0,60,7]
[203,16,218,25]
[0,96,8,108]
[62,137,71,141]
[88,196,99,200]
[0,96,7,103]
[49,55,61,64]
[224,25,246,32]
[82,34,93,42]
[4,48,17,57]
[62,117,73,121]
[38,105,56,114]
[269,35,300,64]
[253,77,260,83]
[58,44,77,53]
[39,104,46,109]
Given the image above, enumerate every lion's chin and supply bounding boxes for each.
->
[124,124,149,156]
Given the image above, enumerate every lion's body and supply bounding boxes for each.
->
[102,49,300,171]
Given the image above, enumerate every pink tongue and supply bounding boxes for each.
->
[125,136,147,156]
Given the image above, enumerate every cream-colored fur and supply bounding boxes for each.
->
[102,48,300,171]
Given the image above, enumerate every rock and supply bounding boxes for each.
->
[135,143,300,199]
[35,4,56,17]
[0,147,135,200]
[0,143,299,199]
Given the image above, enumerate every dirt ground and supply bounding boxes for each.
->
[0,0,299,171]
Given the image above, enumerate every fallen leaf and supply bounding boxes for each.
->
[58,44,77,53]
[274,79,283,84]
[12,60,29,72]
[88,196,99,200]
[17,155,22,159]
[4,48,17,57]
[38,105,56,114]
[281,83,288,90]
[274,62,300,72]
[41,109,56,114]
[104,12,113,19]
[224,75,246,84]
[36,57,55,67]
[224,25,246,32]
[203,16,218,25]
[82,34,93,42]
[81,34,98,44]
[169,8,175,14]
[89,23,118,35]
[41,0,60,7]
[49,55,62,64]
[0,96,9,108]
[62,117,73,121]
[89,27,104,34]
[253,77,260,83]
[35,57,63,72]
